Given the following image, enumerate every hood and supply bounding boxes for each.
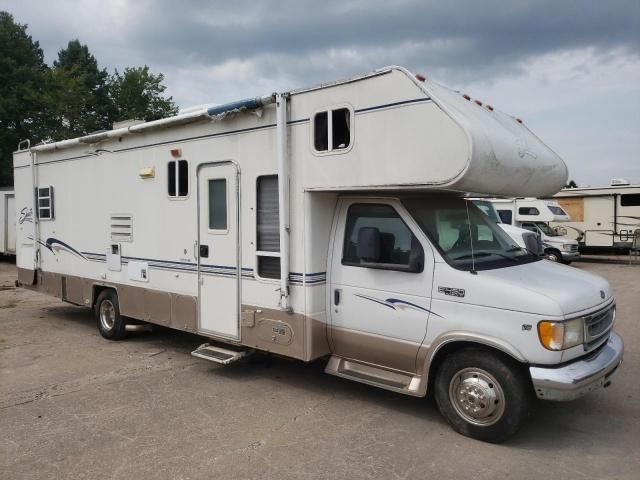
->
[434,260,612,317]
[480,260,612,316]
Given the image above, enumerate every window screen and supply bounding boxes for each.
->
[621,194,640,207]
[342,204,422,272]
[208,179,227,230]
[168,160,188,198]
[35,186,54,220]
[314,112,328,151]
[256,175,280,279]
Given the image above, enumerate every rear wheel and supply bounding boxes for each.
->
[434,348,531,443]
[96,290,127,340]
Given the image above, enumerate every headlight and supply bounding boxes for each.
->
[562,244,574,251]
[538,318,584,350]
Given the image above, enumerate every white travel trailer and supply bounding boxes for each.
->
[13,67,622,443]
[0,187,16,255]
[490,198,580,263]
[551,183,640,250]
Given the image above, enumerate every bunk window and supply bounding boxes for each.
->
[35,186,54,220]
[208,179,227,230]
[518,207,539,216]
[313,107,352,153]
[256,175,280,279]
[168,160,189,198]
[621,194,640,207]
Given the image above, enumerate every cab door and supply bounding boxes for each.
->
[328,198,435,374]
[197,162,240,339]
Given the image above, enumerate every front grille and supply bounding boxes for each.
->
[584,303,615,350]
[569,244,579,252]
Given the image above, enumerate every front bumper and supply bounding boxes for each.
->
[529,332,623,401]
[561,250,580,260]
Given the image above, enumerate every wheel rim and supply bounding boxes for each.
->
[449,367,506,426]
[545,252,559,262]
[99,300,116,330]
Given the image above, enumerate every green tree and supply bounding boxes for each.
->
[0,11,49,186]
[49,39,113,139]
[109,66,178,122]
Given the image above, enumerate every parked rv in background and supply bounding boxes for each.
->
[489,198,579,263]
[472,199,543,255]
[551,183,640,251]
[0,188,16,256]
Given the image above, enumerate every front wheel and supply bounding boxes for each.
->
[544,249,562,262]
[434,349,531,443]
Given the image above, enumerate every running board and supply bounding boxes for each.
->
[325,356,423,397]
[191,343,252,365]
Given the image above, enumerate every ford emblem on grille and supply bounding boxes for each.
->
[600,290,605,299]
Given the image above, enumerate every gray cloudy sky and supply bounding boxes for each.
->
[2,0,639,186]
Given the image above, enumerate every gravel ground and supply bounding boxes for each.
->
[1,258,638,480]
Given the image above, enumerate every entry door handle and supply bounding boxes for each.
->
[334,289,341,305]
[199,245,209,258]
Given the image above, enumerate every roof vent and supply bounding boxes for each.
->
[611,178,630,186]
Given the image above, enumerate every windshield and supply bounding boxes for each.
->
[403,197,541,271]
[472,200,501,223]
[535,222,556,236]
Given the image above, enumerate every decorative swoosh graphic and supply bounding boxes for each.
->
[354,293,442,318]
[27,236,88,260]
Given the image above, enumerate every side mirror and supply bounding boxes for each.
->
[356,227,381,262]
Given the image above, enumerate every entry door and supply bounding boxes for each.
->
[197,163,240,339]
[584,197,615,247]
[329,199,434,374]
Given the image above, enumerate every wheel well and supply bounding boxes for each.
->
[426,341,527,395]
[92,285,116,308]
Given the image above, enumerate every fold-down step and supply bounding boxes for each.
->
[191,343,252,365]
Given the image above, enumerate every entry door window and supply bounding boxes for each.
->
[208,179,227,230]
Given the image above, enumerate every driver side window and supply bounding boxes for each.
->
[342,204,424,273]
[521,222,537,233]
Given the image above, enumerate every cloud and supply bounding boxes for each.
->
[1,0,639,185]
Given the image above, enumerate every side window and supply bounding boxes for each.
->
[521,222,537,232]
[208,179,227,230]
[36,186,54,220]
[342,204,423,272]
[168,160,189,198]
[518,206,539,215]
[621,194,640,207]
[497,209,512,224]
[313,107,352,153]
[256,175,280,279]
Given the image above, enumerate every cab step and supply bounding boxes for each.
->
[325,355,423,396]
[191,343,252,365]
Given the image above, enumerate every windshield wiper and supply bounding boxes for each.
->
[452,251,520,262]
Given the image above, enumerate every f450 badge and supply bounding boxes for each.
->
[438,286,465,298]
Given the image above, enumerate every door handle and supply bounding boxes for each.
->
[334,289,341,305]
[199,245,209,258]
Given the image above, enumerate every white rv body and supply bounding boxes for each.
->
[551,185,640,249]
[489,198,580,263]
[13,66,622,442]
[0,188,16,255]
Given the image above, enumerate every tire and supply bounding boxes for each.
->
[434,348,531,443]
[561,260,572,265]
[95,290,127,340]
[544,249,562,262]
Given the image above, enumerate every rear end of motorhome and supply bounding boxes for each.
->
[552,184,640,250]
[13,66,623,443]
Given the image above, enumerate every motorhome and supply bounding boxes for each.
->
[13,66,622,443]
[551,183,640,250]
[0,188,16,255]
[490,198,580,263]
